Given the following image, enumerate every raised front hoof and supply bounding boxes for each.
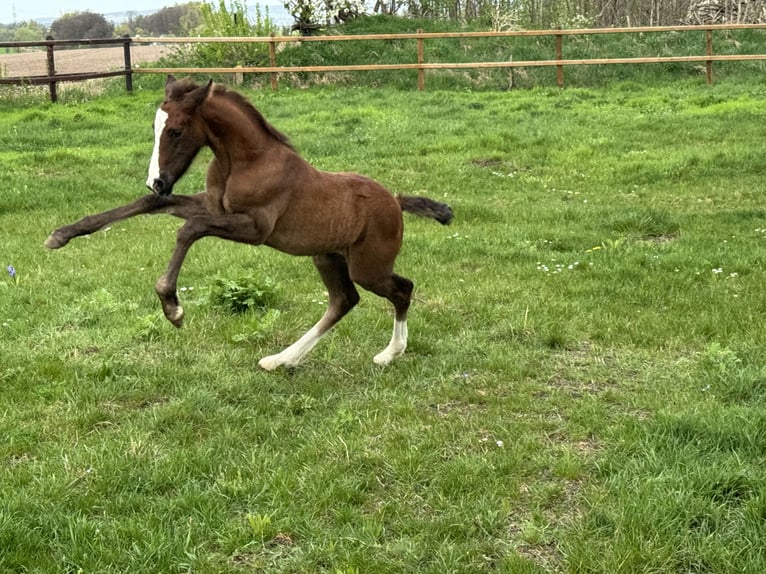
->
[44,231,69,250]
[162,305,185,328]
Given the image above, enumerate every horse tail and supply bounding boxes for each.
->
[397,195,454,226]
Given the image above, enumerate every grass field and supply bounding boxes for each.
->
[2,77,766,573]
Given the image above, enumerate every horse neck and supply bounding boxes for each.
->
[202,96,277,163]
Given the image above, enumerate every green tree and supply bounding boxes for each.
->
[285,0,365,34]
[49,12,114,40]
[0,21,47,43]
[14,21,47,42]
[127,3,204,36]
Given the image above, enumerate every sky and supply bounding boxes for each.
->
[2,1,186,24]
[1,0,287,25]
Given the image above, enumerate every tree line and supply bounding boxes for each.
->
[1,0,763,45]
[0,4,204,43]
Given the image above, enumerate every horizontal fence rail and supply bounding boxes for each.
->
[2,24,766,100]
[0,36,133,102]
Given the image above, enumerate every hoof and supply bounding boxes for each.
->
[258,354,283,371]
[373,349,403,366]
[164,306,184,328]
[259,354,301,371]
[44,232,68,249]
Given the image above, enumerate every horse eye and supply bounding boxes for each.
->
[167,128,182,139]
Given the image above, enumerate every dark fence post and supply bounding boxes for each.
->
[45,36,57,103]
[122,35,133,93]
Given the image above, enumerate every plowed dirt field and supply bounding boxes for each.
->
[0,45,168,77]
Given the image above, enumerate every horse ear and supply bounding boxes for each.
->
[185,79,214,110]
[202,79,214,98]
[164,75,176,98]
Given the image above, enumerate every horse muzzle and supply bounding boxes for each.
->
[150,176,173,197]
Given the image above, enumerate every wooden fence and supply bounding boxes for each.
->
[3,24,766,101]
[0,36,133,102]
[137,23,766,91]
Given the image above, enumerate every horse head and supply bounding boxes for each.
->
[146,75,213,196]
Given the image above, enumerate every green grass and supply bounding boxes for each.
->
[3,78,766,572]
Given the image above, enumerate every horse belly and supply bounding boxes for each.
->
[266,176,398,256]
[266,225,354,255]
[266,201,363,255]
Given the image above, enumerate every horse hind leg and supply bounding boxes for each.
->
[259,253,359,371]
[354,272,413,366]
[373,274,413,365]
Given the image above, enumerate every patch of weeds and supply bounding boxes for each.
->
[541,322,574,350]
[707,472,756,504]
[246,512,273,547]
[470,156,503,168]
[231,309,282,343]
[700,342,741,382]
[130,311,166,342]
[208,272,279,314]
[277,393,318,415]
[698,343,766,405]
[607,208,680,241]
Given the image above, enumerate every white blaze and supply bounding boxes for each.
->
[146,108,168,190]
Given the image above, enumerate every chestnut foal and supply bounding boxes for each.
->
[46,76,453,369]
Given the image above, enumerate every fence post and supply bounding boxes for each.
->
[705,28,714,84]
[45,36,57,103]
[269,33,278,91]
[122,35,133,94]
[555,29,564,88]
[417,29,425,91]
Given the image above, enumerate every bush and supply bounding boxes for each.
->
[208,272,279,314]
[162,0,275,81]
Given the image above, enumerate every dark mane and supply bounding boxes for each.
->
[167,78,295,151]
[213,84,296,151]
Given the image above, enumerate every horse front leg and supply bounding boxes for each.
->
[45,193,209,249]
[154,213,268,328]
[154,220,200,328]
